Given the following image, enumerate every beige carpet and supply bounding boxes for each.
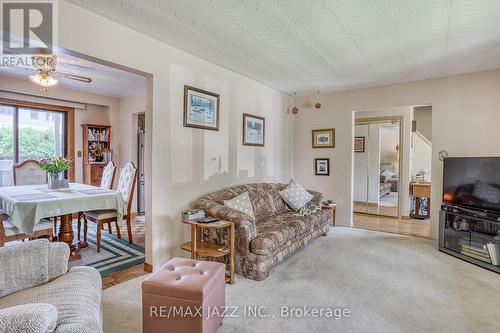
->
[103,227,500,333]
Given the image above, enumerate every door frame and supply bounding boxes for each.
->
[354,116,403,219]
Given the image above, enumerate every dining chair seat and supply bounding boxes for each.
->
[83,209,119,220]
[3,220,53,236]
[0,219,54,247]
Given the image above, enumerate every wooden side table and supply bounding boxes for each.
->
[410,182,431,219]
[321,204,337,226]
[181,219,235,284]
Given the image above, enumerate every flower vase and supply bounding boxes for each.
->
[48,172,69,190]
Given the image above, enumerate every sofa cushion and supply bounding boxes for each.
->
[280,180,314,210]
[0,303,58,333]
[223,191,255,220]
[250,211,329,256]
[251,219,298,256]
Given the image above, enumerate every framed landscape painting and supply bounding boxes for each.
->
[314,158,330,176]
[312,128,335,148]
[183,85,220,131]
[243,113,265,146]
[354,136,365,152]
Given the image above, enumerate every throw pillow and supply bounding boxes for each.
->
[296,201,319,216]
[223,191,255,220]
[280,179,314,210]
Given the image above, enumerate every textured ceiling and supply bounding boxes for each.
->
[68,0,500,95]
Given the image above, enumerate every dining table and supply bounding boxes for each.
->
[0,183,124,261]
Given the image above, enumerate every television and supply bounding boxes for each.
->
[443,157,500,212]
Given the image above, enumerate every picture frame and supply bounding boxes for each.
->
[354,136,365,152]
[183,85,220,131]
[312,128,335,148]
[243,113,265,147]
[314,158,330,176]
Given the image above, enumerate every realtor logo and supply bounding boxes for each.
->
[1,1,57,54]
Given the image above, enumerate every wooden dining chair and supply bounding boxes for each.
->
[12,159,47,186]
[77,161,116,241]
[12,160,60,238]
[0,213,53,247]
[82,161,137,252]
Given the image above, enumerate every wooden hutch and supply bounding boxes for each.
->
[82,124,112,186]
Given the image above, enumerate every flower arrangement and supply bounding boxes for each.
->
[39,157,71,174]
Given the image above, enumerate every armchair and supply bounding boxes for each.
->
[0,239,103,333]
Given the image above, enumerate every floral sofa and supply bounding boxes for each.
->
[194,183,332,280]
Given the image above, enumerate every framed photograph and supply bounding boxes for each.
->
[314,158,330,176]
[354,136,365,152]
[183,85,220,131]
[243,113,265,146]
[312,128,335,148]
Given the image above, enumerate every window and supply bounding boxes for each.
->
[0,104,67,187]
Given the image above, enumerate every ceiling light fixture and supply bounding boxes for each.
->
[29,72,58,92]
[314,91,321,109]
[30,55,58,92]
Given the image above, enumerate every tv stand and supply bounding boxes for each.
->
[440,205,500,274]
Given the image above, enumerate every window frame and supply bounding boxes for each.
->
[0,98,75,181]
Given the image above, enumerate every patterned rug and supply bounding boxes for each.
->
[68,223,145,277]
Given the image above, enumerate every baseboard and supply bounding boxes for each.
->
[144,262,153,273]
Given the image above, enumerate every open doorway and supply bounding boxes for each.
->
[352,106,431,238]
[0,46,152,284]
[354,118,401,218]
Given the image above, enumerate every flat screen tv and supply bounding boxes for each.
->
[443,157,500,212]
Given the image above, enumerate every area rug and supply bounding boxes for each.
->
[102,227,500,333]
[68,223,145,277]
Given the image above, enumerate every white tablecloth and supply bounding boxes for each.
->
[0,183,124,234]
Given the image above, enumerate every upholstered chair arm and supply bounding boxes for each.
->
[307,190,324,206]
[48,242,69,281]
[0,303,58,333]
[195,200,257,256]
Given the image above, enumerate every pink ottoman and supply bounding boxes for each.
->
[142,258,225,333]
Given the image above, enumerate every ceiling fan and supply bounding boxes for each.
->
[29,55,93,92]
[0,55,93,92]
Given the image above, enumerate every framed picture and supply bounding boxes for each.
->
[314,158,330,176]
[354,136,365,152]
[312,128,335,148]
[243,113,265,146]
[183,85,220,131]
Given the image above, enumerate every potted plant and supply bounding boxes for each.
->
[39,157,71,190]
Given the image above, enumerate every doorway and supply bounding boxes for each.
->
[352,106,431,238]
[353,117,402,218]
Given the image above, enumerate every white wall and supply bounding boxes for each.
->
[414,106,432,142]
[412,133,432,181]
[116,91,147,213]
[57,1,294,268]
[294,69,500,241]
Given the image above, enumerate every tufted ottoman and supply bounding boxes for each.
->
[142,258,226,333]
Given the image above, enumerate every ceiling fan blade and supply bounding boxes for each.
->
[56,72,92,83]
[0,63,33,71]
